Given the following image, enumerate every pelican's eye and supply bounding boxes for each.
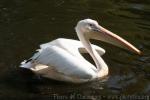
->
[89,23,93,27]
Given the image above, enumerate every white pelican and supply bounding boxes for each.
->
[20,19,141,83]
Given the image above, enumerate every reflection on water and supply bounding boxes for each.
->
[0,0,149,99]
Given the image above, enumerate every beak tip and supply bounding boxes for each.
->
[137,50,143,55]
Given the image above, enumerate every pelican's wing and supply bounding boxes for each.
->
[20,45,97,82]
[40,38,105,59]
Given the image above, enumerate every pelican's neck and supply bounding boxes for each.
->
[76,32,108,73]
[76,29,108,77]
[90,44,109,76]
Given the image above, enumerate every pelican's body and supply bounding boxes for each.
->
[20,19,141,83]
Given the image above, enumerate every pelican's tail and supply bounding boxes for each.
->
[20,59,33,69]
[20,49,40,69]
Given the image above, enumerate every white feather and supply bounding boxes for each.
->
[20,38,106,83]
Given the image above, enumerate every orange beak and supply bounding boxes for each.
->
[90,25,141,55]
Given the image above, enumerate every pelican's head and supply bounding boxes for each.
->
[75,19,99,34]
[75,19,141,55]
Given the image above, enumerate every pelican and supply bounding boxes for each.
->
[20,19,141,83]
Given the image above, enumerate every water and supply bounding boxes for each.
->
[0,0,149,99]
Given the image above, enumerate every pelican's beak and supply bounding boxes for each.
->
[90,25,141,55]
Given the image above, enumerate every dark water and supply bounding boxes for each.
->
[0,0,150,99]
